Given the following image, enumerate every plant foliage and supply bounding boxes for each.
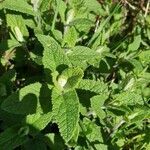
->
[0,0,150,149]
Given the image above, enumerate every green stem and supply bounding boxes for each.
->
[51,0,59,31]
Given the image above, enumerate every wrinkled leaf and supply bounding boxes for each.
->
[52,88,79,142]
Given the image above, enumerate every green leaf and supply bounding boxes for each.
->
[6,13,29,42]
[127,106,150,123]
[26,112,52,131]
[139,72,150,80]
[1,83,42,114]
[112,91,144,106]
[138,50,150,65]
[56,67,83,91]
[77,79,108,95]
[142,87,150,98]
[67,124,79,147]
[129,59,143,76]
[36,34,71,72]
[39,0,52,12]
[52,88,79,142]
[69,18,94,32]
[84,0,105,15]
[67,46,99,68]
[25,18,36,29]
[2,0,35,16]
[0,39,21,51]
[0,126,28,150]
[91,94,108,119]
[63,26,77,47]
[51,29,63,43]
[57,0,67,23]
[119,74,135,91]
[82,118,107,150]
[25,83,53,128]
[128,35,141,51]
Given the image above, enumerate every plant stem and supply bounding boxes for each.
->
[51,0,59,31]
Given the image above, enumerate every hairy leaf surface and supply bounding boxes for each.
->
[57,67,83,91]
[1,83,42,114]
[52,88,79,142]
[36,34,71,72]
[77,79,108,95]
[6,13,29,42]
[1,0,34,15]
